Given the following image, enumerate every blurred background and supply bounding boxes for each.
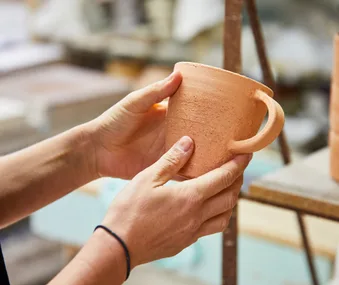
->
[1,0,339,284]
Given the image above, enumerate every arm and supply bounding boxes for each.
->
[50,137,251,285]
[51,229,126,285]
[0,72,252,284]
[0,72,182,227]
[0,124,96,228]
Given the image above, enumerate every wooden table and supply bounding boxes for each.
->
[246,147,338,285]
[248,148,339,221]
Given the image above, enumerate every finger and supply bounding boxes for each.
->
[181,154,252,200]
[172,175,189,182]
[196,211,232,238]
[122,71,182,113]
[149,136,194,186]
[201,176,243,222]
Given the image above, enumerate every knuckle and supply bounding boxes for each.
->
[153,163,170,181]
[221,169,235,188]
[204,177,216,189]
[198,177,216,194]
[163,151,181,166]
[177,184,203,208]
[185,189,204,206]
[195,190,205,204]
[230,193,239,208]
[187,219,200,232]
[150,82,163,95]
[224,193,238,210]
[123,91,137,106]
[220,217,228,231]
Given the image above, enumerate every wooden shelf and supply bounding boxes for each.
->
[249,147,339,220]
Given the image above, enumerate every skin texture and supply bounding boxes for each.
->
[0,72,252,285]
[90,72,184,179]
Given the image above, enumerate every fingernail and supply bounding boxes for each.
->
[234,154,252,164]
[176,136,193,152]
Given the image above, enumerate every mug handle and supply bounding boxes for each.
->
[228,90,285,153]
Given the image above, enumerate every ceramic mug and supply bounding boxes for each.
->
[330,84,339,133]
[330,131,339,182]
[333,34,339,82]
[165,62,285,178]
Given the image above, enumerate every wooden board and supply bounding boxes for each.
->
[249,148,339,220]
[239,200,339,259]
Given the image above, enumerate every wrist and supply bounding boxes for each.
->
[91,228,128,281]
[82,118,121,178]
[69,122,100,183]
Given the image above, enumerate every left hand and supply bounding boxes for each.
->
[89,72,182,179]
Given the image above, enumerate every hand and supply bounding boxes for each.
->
[89,72,182,179]
[99,136,252,268]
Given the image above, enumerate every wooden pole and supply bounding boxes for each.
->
[223,0,243,72]
[223,1,243,285]
[245,0,291,165]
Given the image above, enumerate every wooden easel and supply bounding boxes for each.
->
[222,0,294,284]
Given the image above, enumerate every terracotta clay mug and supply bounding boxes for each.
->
[165,62,285,178]
[333,34,339,82]
[330,33,339,182]
[330,84,339,133]
[330,131,339,182]
[330,34,339,133]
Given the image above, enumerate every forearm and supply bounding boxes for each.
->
[50,229,126,285]
[0,123,97,228]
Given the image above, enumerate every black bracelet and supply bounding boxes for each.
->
[94,225,131,280]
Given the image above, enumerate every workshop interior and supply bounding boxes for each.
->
[1,0,339,285]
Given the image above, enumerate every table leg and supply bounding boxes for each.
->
[223,205,238,285]
[296,212,320,285]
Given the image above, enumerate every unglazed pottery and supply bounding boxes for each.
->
[330,131,339,182]
[330,33,339,182]
[330,84,339,133]
[334,34,339,83]
[330,34,339,133]
[165,62,285,178]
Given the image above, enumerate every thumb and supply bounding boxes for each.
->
[150,136,194,186]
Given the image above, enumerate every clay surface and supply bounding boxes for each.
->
[330,83,339,133]
[330,131,339,182]
[330,34,339,182]
[330,35,339,133]
[334,34,339,83]
[165,62,284,178]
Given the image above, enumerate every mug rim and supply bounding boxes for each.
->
[175,61,273,95]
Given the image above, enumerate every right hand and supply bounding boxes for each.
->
[100,136,252,269]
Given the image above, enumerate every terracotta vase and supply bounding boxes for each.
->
[330,131,339,182]
[165,62,285,179]
[330,33,339,182]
